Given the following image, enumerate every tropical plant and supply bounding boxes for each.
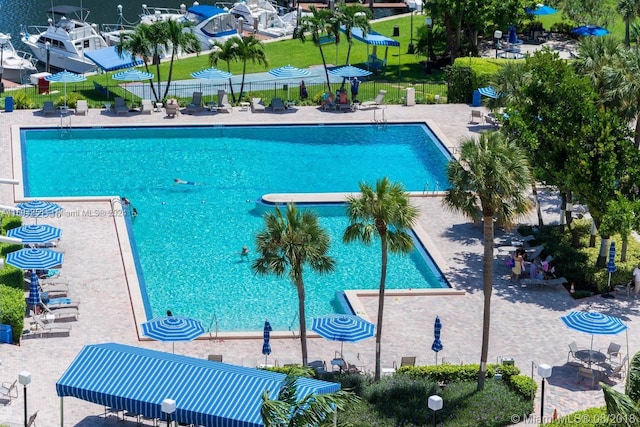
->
[116,23,161,102]
[336,3,371,66]
[602,351,640,427]
[252,204,335,367]
[617,0,640,46]
[343,178,419,381]
[209,38,240,103]
[443,132,532,390]
[260,373,360,427]
[161,19,201,100]
[298,6,339,93]
[233,36,269,103]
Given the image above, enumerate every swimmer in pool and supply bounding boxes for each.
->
[174,178,201,186]
[240,246,250,260]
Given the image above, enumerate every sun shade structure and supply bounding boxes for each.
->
[56,343,341,427]
[112,69,154,82]
[340,27,400,73]
[268,65,309,79]
[561,311,627,336]
[45,71,87,109]
[191,67,233,80]
[84,46,143,72]
[328,65,372,78]
[7,224,61,244]
[478,86,500,99]
[431,316,443,364]
[6,248,64,270]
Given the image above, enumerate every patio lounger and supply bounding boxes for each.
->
[251,98,266,113]
[30,314,71,336]
[42,101,57,116]
[184,91,203,114]
[360,90,386,109]
[307,359,327,374]
[216,90,233,113]
[1,411,38,427]
[75,100,88,116]
[140,99,154,115]
[39,303,79,320]
[337,91,351,111]
[114,97,129,116]
[41,296,80,309]
[271,97,286,112]
[0,379,18,403]
[520,276,567,287]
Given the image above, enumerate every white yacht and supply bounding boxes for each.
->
[229,0,295,38]
[0,33,37,84]
[20,5,108,74]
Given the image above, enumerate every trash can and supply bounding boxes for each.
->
[0,324,13,344]
[501,357,514,366]
[405,87,415,106]
[38,78,50,94]
[472,89,481,107]
[4,96,13,112]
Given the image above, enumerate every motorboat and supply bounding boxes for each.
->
[0,33,37,84]
[20,5,109,74]
[229,0,295,38]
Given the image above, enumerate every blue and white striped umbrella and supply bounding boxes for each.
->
[191,67,233,80]
[112,69,154,82]
[8,224,62,244]
[431,316,443,364]
[142,315,205,353]
[27,271,41,308]
[561,311,627,351]
[312,314,375,357]
[268,65,310,79]
[607,241,617,273]
[328,65,372,78]
[16,200,62,224]
[262,320,272,366]
[478,86,500,99]
[6,248,64,270]
[45,70,87,108]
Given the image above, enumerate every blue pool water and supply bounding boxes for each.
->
[21,124,451,332]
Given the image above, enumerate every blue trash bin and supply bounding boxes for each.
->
[5,96,13,112]
[472,90,481,107]
[0,324,13,344]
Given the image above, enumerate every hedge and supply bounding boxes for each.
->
[0,284,26,344]
[1,214,22,232]
[0,265,24,290]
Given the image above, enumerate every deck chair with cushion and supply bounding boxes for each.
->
[216,90,233,113]
[140,99,154,115]
[321,93,337,111]
[184,91,203,114]
[307,359,327,374]
[271,97,286,112]
[75,100,88,115]
[337,90,351,111]
[0,379,18,404]
[114,97,129,116]
[360,90,387,109]
[165,100,180,118]
[251,98,266,113]
[30,314,71,336]
[41,101,57,116]
[41,296,80,309]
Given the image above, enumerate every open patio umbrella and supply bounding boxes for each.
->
[113,69,154,103]
[571,25,609,37]
[7,224,61,245]
[561,311,627,359]
[16,200,63,224]
[262,319,272,366]
[6,248,64,271]
[311,314,375,357]
[191,67,233,80]
[328,65,373,79]
[269,65,310,100]
[478,86,500,99]
[45,70,87,109]
[525,4,557,15]
[141,315,205,353]
[431,316,443,364]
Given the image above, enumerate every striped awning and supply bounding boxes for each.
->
[57,343,340,427]
[85,46,143,72]
[342,27,400,47]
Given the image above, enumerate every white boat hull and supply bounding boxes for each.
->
[22,37,97,74]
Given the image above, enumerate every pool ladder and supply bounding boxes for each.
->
[372,107,387,129]
[209,312,221,342]
[422,180,440,195]
[58,114,71,134]
[288,312,298,338]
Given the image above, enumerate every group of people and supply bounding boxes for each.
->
[305,77,361,105]
[509,249,553,284]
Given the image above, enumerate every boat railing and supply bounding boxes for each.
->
[16,50,36,64]
[20,25,52,38]
[101,23,137,33]
[141,5,188,19]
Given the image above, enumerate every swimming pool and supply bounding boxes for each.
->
[21,124,451,332]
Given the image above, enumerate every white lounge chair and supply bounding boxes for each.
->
[39,303,79,320]
[114,97,129,116]
[140,99,154,115]
[30,314,71,336]
[360,90,387,109]
[251,98,266,113]
[75,100,88,116]
[216,90,233,113]
[42,101,57,116]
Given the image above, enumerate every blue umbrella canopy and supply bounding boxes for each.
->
[561,311,627,351]
[478,86,500,99]
[142,315,205,353]
[431,316,443,364]
[525,4,557,15]
[27,271,41,309]
[191,67,233,80]
[268,65,310,79]
[571,25,609,37]
[262,320,272,366]
[6,248,64,270]
[8,224,62,244]
[45,71,87,108]
[312,314,375,357]
[328,65,373,78]
[112,69,154,81]
[16,200,63,223]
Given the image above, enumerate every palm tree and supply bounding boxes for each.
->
[617,0,640,46]
[343,177,419,381]
[161,19,201,100]
[298,6,338,93]
[234,35,268,103]
[115,24,160,102]
[252,204,335,367]
[337,3,371,66]
[261,373,360,427]
[603,46,640,148]
[443,132,532,390]
[209,38,239,103]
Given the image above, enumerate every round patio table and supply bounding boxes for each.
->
[575,349,606,366]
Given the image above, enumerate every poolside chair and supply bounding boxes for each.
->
[39,303,79,320]
[469,110,483,124]
[41,101,57,117]
[337,90,351,111]
[0,379,18,403]
[208,354,223,362]
[251,98,266,113]
[600,355,628,379]
[321,92,336,111]
[360,90,387,109]
[30,314,71,336]
[216,90,233,113]
[41,296,80,310]
[165,100,180,118]
[140,99,154,115]
[114,97,129,116]
[184,91,203,114]
[399,356,416,367]
[271,97,286,112]
[568,341,587,364]
[75,100,88,116]
[307,359,327,374]
[600,342,622,362]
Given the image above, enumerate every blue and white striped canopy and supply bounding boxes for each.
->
[561,311,627,335]
[6,248,64,270]
[607,241,617,273]
[328,65,372,78]
[27,271,40,307]
[57,343,340,427]
[16,200,63,218]
[113,69,154,82]
[84,46,144,71]
[142,316,205,342]
[268,65,310,79]
[312,314,375,343]
[8,224,62,244]
[45,70,87,83]
[342,27,400,47]
[191,67,233,80]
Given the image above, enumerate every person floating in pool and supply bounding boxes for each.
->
[174,178,202,186]
[132,208,138,218]
[240,246,250,260]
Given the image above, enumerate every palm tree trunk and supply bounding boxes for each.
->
[142,60,160,102]
[622,237,629,262]
[635,116,640,149]
[345,42,353,66]
[374,236,388,381]
[477,214,494,391]
[318,46,332,93]
[296,277,308,367]
[240,62,247,103]
[531,182,544,227]
[162,53,176,100]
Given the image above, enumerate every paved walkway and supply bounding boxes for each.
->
[0,103,637,426]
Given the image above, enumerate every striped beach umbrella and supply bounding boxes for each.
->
[328,65,372,78]
[16,200,62,224]
[262,320,272,366]
[268,65,309,79]
[6,248,64,270]
[45,70,87,108]
[112,69,154,82]
[8,224,61,244]
[191,67,233,80]
[431,316,443,364]
[312,314,375,357]
[561,311,627,352]
[142,315,205,353]
[478,86,500,99]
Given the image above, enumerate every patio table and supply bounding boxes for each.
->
[575,349,606,366]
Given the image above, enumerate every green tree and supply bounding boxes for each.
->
[602,351,640,427]
[600,194,640,262]
[116,23,161,102]
[252,204,335,367]
[298,6,338,92]
[162,19,201,100]
[336,3,371,66]
[343,178,419,381]
[617,0,640,46]
[234,35,269,103]
[209,37,240,103]
[604,46,640,148]
[443,132,532,390]
[261,373,360,427]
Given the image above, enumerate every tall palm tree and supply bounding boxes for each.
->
[343,177,419,381]
[252,204,335,367]
[443,132,532,390]
[261,373,360,427]
[209,37,239,103]
[233,35,268,103]
[574,36,621,103]
[162,19,201,100]
[298,6,338,93]
[617,0,640,46]
[603,46,640,148]
[337,3,371,66]
[115,24,160,102]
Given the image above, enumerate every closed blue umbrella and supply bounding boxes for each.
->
[27,271,41,310]
[16,200,62,224]
[571,25,609,37]
[561,311,627,353]
[262,320,272,366]
[604,241,617,295]
[8,224,62,244]
[142,315,205,353]
[328,65,373,78]
[431,316,443,364]
[45,70,87,108]
[191,67,233,80]
[312,314,375,357]
[525,4,557,15]
[508,26,517,44]
[6,248,64,270]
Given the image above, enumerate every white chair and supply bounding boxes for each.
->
[360,90,387,109]
[0,379,18,403]
[75,100,88,116]
[140,99,154,115]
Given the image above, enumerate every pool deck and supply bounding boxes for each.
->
[0,103,637,426]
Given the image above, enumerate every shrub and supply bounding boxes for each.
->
[1,214,21,232]
[0,284,26,344]
[333,372,369,396]
[0,265,23,289]
[55,93,79,109]
[264,365,315,378]
[366,374,440,425]
[398,363,513,384]
[508,375,537,400]
[546,407,611,426]
[445,65,472,103]
[11,91,33,109]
